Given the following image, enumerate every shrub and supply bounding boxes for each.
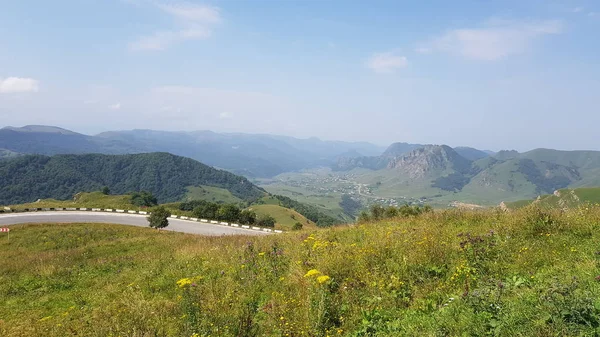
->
[131,191,157,207]
[256,214,276,228]
[147,206,170,229]
[292,222,303,230]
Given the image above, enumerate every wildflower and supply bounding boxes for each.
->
[304,269,321,278]
[39,316,52,322]
[317,275,331,284]
[176,277,193,288]
[258,252,265,256]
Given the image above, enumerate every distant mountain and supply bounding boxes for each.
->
[332,142,424,171]
[0,125,385,178]
[0,125,142,155]
[454,147,491,161]
[0,152,266,205]
[494,150,519,160]
[381,142,424,158]
[332,143,489,172]
[387,145,472,177]
[332,143,600,205]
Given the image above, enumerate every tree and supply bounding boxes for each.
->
[256,214,276,228]
[384,206,398,218]
[148,206,170,229]
[192,202,220,219]
[131,191,158,207]
[239,209,257,225]
[292,222,303,231]
[217,204,241,222]
[357,210,370,223]
[370,205,385,220]
[101,186,110,195]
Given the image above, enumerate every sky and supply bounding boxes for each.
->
[1,0,599,152]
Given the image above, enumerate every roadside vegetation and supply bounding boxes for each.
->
[2,205,600,336]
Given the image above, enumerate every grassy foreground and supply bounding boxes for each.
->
[2,206,600,336]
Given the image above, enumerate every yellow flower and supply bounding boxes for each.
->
[258,252,265,256]
[304,269,321,278]
[176,277,192,288]
[317,275,331,284]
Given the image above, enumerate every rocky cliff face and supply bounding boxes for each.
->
[387,145,472,178]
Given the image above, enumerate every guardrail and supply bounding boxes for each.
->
[0,207,283,234]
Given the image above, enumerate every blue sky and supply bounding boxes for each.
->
[1,0,599,151]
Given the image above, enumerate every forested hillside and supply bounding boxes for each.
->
[0,153,266,205]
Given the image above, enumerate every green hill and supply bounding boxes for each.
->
[247,204,317,230]
[0,153,266,205]
[504,187,600,210]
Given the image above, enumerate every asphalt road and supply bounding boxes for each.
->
[0,211,269,236]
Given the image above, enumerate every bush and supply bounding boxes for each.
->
[292,222,303,231]
[239,210,257,225]
[147,206,170,229]
[131,191,157,207]
[217,204,241,222]
[256,214,276,228]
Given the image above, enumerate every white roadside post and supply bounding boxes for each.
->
[1,227,9,242]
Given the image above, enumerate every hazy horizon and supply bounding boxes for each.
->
[7,123,598,154]
[1,1,599,152]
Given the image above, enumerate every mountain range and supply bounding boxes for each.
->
[0,125,384,177]
[333,143,600,205]
[3,124,600,207]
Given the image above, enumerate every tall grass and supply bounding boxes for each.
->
[2,205,600,336]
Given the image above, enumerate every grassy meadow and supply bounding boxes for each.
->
[2,206,600,336]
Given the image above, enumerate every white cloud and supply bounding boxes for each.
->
[130,2,221,51]
[157,3,221,23]
[109,102,121,110]
[0,77,39,93]
[130,27,211,51]
[417,19,563,61]
[572,7,584,13]
[366,52,408,73]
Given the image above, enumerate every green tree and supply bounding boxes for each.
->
[357,210,370,223]
[131,191,157,207]
[292,222,303,231]
[239,209,257,225]
[384,206,399,218]
[370,205,385,220]
[101,186,110,195]
[147,206,170,229]
[256,214,276,228]
[217,204,241,222]
[192,202,220,219]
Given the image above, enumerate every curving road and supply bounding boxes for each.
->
[0,211,269,236]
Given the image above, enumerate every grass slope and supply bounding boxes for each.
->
[185,185,242,204]
[505,187,600,210]
[5,191,138,210]
[3,207,600,335]
[247,204,316,230]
